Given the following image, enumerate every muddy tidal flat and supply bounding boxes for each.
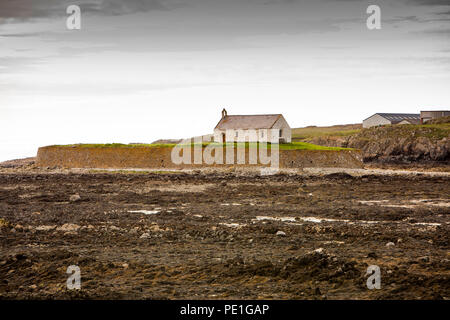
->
[0,170,449,299]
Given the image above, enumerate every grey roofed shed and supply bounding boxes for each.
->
[362,113,421,128]
[375,113,420,123]
[363,113,420,123]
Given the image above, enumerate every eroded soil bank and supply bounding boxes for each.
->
[0,171,448,299]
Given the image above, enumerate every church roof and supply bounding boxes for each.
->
[215,114,283,130]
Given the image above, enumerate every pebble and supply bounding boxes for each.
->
[276,231,286,237]
[140,232,150,239]
[36,225,56,231]
[69,194,81,202]
[386,242,395,247]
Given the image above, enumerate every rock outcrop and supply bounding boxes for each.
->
[305,123,449,163]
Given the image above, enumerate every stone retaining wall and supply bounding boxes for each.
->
[36,145,363,169]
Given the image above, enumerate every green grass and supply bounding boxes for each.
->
[54,143,177,148]
[291,121,450,143]
[278,142,352,151]
[360,123,450,141]
[50,141,352,151]
[418,123,450,139]
[205,142,352,150]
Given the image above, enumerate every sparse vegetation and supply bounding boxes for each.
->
[291,124,362,141]
[355,123,450,141]
[0,218,11,228]
[291,121,449,162]
[54,143,178,148]
[278,142,352,151]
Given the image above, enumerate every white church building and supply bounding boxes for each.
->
[213,109,291,143]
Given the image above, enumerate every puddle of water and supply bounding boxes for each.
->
[410,199,450,207]
[412,222,441,226]
[301,217,342,223]
[359,199,450,208]
[381,204,417,209]
[358,200,389,205]
[254,215,441,227]
[260,168,279,176]
[255,216,297,222]
[129,210,160,215]
[255,216,350,224]
[219,223,246,228]
[323,240,345,245]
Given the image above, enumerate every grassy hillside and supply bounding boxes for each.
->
[292,124,362,141]
[292,122,449,144]
[353,123,450,141]
[292,120,449,162]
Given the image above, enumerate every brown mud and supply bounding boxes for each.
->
[0,171,449,299]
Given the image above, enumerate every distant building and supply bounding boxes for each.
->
[362,113,420,128]
[420,110,450,124]
[214,109,291,143]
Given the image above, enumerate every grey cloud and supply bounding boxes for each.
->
[423,27,450,34]
[0,32,45,38]
[385,14,450,23]
[411,26,450,38]
[386,16,421,23]
[0,0,61,19]
[0,0,167,20]
[99,0,166,15]
[0,57,47,72]
[432,9,450,20]
[407,0,450,5]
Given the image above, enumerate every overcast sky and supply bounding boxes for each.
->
[1,0,449,161]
